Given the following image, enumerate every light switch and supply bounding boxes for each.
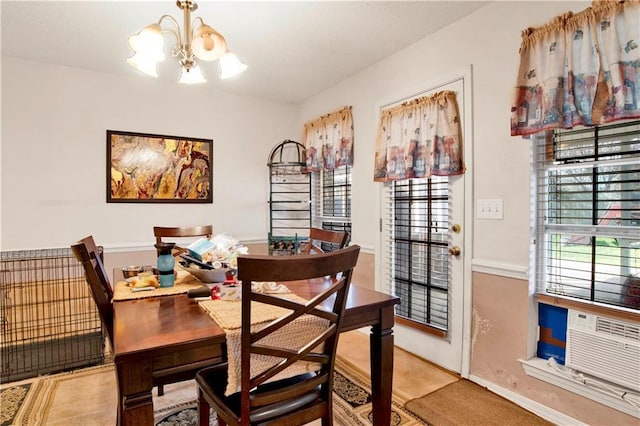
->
[477,198,503,220]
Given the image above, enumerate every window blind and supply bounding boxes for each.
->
[311,165,352,247]
[321,165,351,219]
[534,120,640,309]
[381,177,450,330]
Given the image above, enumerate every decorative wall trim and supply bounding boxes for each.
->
[101,238,371,255]
[519,358,640,419]
[102,243,154,253]
[350,241,374,255]
[469,374,586,425]
[471,258,528,281]
[103,238,270,253]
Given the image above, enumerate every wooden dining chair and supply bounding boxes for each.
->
[153,225,214,255]
[299,227,348,255]
[70,236,114,347]
[71,235,219,398]
[195,244,361,426]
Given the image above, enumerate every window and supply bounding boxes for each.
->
[382,177,450,330]
[312,165,352,243]
[533,120,640,310]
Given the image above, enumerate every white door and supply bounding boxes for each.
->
[377,69,472,375]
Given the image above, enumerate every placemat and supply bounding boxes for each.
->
[198,292,304,329]
[198,292,327,395]
[113,270,203,301]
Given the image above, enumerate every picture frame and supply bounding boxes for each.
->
[107,130,213,203]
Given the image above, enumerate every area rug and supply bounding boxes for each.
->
[0,383,31,426]
[1,357,421,425]
[331,356,424,425]
[404,379,553,426]
[1,364,118,426]
[153,356,425,425]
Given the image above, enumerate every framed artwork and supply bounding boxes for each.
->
[107,130,213,203]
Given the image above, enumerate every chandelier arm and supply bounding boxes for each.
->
[157,14,183,47]
[193,16,205,28]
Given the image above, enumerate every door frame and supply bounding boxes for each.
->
[374,65,473,378]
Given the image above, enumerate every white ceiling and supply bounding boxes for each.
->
[1,1,489,104]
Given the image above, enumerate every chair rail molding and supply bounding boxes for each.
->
[104,238,270,253]
[471,258,528,281]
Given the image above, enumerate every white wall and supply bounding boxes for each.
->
[299,0,589,268]
[1,58,298,250]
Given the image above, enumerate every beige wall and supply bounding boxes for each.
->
[472,272,637,425]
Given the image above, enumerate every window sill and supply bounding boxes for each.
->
[519,357,640,418]
[536,293,640,323]
[395,315,447,338]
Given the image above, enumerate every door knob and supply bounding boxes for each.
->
[451,224,461,233]
[449,246,461,256]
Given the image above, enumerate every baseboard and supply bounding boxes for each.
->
[469,374,586,426]
[520,358,640,419]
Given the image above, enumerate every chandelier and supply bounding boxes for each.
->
[127,0,247,84]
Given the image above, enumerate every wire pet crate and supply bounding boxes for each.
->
[0,248,105,383]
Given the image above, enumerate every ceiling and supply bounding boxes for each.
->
[1,1,489,104]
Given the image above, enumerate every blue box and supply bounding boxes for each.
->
[187,238,216,261]
[536,341,566,365]
[537,303,567,364]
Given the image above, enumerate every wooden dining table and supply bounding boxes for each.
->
[112,274,400,425]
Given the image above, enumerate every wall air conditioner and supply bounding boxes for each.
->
[565,310,640,392]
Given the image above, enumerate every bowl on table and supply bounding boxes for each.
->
[180,264,227,283]
[121,265,146,279]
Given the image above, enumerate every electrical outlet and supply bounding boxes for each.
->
[477,198,503,220]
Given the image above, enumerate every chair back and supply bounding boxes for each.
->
[236,244,360,424]
[70,236,114,346]
[153,225,213,255]
[300,227,348,254]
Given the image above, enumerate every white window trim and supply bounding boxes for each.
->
[311,167,352,228]
[526,124,640,417]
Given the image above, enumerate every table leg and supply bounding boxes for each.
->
[116,360,154,425]
[370,307,395,425]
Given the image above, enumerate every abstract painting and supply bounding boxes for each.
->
[107,130,213,203]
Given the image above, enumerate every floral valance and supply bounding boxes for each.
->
[302,106,353,172]
[374,90,465,182]
[511,0,640,137]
